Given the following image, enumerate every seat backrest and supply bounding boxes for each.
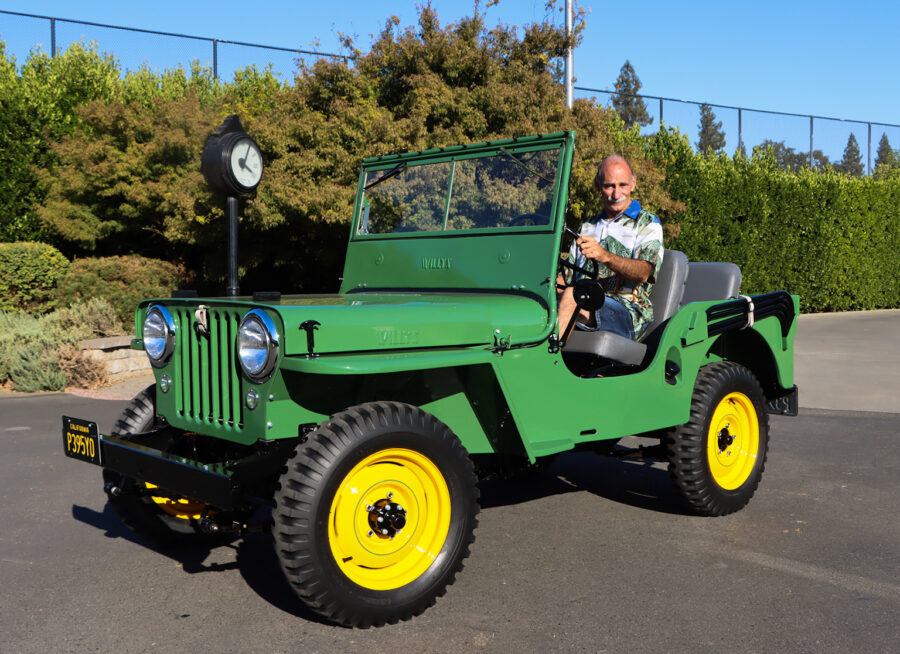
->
[680,262,742,306]
[639,249,688,340]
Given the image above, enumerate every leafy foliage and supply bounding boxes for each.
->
[0,298,123,392]
[1,4,897,314]
[611,61,651,129]
[836,133,864,177]
[875,132,894,168]
[29,9,676,295]
[648,128,900,312]
[754,139,830,173]
[53,255,183,324]
[0,241,70,313]
[697,104,725,154]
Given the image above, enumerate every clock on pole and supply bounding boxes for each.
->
[202,115,264,296]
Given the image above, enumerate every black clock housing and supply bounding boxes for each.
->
[202,115,263,196]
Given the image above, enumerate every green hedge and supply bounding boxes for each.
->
[648,129,900,312]
[0,241,70,313]
[54,255,182,323]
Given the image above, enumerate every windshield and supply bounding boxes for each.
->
[357,146,561,235]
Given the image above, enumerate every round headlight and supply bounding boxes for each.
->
[143,305,175,367]
[238,309,279,381]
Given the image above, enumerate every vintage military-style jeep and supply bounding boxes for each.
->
[63,131,798,627]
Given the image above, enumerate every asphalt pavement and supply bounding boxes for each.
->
[0,309,898,652]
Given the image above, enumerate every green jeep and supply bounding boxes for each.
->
[63,131,798,627]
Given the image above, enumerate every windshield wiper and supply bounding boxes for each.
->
[364,162,408,190]
[499,148,555,186]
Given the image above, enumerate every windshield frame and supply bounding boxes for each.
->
[350,133,572,241]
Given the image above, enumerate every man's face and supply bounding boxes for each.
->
[597,162,635,217]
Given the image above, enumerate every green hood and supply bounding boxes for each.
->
[274,291,549,355]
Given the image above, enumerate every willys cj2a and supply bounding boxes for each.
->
[63,126,798,628]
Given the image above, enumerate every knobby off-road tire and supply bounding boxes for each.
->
[102,385,214,546]
[273,401,480,628]
[666,362,770,516]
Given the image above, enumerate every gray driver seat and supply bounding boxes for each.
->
[563,250,689,366]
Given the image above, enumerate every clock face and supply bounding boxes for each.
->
[229,136,263,190]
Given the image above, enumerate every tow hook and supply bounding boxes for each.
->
[198,516,271,536]
[103,482,122,497]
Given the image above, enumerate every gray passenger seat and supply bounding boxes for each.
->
[564,250,689,365]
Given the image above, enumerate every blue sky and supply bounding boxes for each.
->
[2,0,898,165]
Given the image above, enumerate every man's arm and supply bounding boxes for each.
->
[575,236,652,283]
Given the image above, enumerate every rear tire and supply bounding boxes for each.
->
[666,362,769,516]
[273,401,479,627]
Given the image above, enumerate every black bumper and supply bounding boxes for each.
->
[63,420,298,511]
[100,435,240,509]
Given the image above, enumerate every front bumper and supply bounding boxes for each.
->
[62,416,297,510]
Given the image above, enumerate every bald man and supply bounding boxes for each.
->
[558,155,665,341]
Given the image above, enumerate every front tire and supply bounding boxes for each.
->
[666,362,770,516]
[273,401,479,627]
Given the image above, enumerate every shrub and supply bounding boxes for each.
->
[0,241,70,313]
[58,343,109,389]
[0,298,124,392]
[44,297,124,343]
[54,256,182,324]
[647,128,900,312]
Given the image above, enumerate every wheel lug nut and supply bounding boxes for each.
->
[387,492,393,499]
[367,530,373,537]
[366,504,375,512]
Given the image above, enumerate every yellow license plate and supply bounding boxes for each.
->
[62,416,102,465]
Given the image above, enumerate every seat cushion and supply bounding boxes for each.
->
[565,329,647,366]
[563,250,689,365]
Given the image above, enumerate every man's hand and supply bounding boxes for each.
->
[576,236,652,283]
[575,235,610,265]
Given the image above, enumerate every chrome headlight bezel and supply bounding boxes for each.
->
[237,309,279,382]
[143,305,176,368]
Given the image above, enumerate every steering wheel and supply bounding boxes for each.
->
[508,213,550,228]
[558,254,598,283]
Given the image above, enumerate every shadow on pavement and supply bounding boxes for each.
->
[71,502,333,625]
[479,450,692,516]
[236,533,335,626]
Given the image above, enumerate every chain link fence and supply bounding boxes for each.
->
[0,9,347,83]
[576,87,900,176]
[3,10,898,174]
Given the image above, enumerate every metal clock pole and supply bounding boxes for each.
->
[226,196,240,297]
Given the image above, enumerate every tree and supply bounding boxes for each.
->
[875,132,895,169]
[32,8,679,294]
[696,103,725,154]
[836,133,864,176]
[611,60,651,129]
[755,140,829,172]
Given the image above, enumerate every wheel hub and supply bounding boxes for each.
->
[717,424,735,452]
[368,499,407,538]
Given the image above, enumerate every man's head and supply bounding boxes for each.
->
[593,155,635,218]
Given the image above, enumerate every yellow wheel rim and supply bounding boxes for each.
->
[707,392,760,490]
[145,482,207,520]
[328,448,451,591]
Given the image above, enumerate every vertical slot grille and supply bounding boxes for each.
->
[173,307,243,431]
